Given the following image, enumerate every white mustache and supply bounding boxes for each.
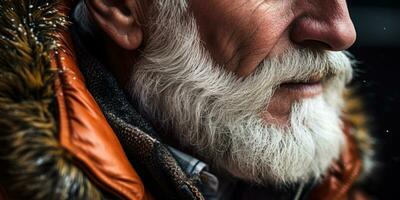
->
[251,48,353,89]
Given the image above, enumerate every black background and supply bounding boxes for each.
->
[348,0,400,199]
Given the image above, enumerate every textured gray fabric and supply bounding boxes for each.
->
[71,11,204,199]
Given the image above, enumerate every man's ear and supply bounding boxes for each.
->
[86,0,143,50]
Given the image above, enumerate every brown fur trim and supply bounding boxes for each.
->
[0,0,105,199]
[343,89,375,181]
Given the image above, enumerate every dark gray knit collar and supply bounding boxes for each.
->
[70,4,218,199]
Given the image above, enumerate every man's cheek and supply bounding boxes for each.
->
[189,0,293,77]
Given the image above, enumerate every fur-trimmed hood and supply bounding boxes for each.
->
[0,0,106,199]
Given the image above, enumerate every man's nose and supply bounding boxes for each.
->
[290,0,356,51]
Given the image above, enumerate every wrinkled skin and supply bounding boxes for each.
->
[190,0,356,76]
[87,0,356,122]
[189,0,356,122]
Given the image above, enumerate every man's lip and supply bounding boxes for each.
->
[277,81,323,99]
[282,75,324,85]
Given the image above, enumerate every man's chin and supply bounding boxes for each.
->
[263,81,323,125]
[209,96,344,186]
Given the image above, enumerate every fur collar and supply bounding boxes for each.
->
[0,0,106,199]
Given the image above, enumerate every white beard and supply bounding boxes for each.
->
[126,1,354,185]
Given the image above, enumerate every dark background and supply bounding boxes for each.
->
[348,0,400,199]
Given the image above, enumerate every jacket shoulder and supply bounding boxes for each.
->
[0,1,147,199]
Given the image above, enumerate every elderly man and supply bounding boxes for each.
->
[0,0,374,199]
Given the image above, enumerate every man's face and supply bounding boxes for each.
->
[190,0,356,123]
[125,0,355,185]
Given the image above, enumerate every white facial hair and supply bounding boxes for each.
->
[126,1,354,185]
